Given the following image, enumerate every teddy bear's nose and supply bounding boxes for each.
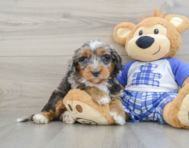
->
[136,36,154,49]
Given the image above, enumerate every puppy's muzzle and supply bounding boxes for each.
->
[136,36,154,49]
[92,70,100,77]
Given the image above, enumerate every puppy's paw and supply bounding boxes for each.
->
[86,87,110,105]
[33,114,49,124]
[110,111,126,125]
[97,97,111,105]
[62,111,75,124]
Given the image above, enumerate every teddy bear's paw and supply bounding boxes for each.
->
[33,114,49,124]
[65,99,109,125]
[178,93,189,126]
[110,111,126,125]
[62,111,75,124]
[97,97,111,105]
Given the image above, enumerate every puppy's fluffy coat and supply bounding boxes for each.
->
[17,40,125,125]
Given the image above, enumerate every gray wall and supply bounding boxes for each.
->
[0,0,189,115]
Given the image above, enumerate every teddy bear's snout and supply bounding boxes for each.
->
[136,36,154,49]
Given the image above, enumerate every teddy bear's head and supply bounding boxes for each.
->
[113,9,189,62]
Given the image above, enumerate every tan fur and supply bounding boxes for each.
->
[95,48,108,56]
[120,84,125,90]
[81,49,92,58]
[40,110,55,122]
[163,76,189,129]
[165,15,189,33]
[55,100,67,118]
[108,62,115,74]
[63,89,115,124]
[109,98,126,120]
[113,22,136,45]
[126,17,182,58]
[79,64,110,84]
[86,86,109,103]
[39,100,66,122]
[139,8,165,20]
[182,76,189,88]
[113,10,189,128]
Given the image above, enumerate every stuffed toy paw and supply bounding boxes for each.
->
[63,89,116,125]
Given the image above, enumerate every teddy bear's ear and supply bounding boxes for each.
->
[113,22,136,45]
[165,15,189,33]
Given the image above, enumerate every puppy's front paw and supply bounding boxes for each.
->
[33,114,49,124]
[62,111,75,124]
[97,97,111,105]
[110,111,126,125]
[86,87,110,105]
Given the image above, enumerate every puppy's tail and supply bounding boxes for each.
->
[16,114,34,122]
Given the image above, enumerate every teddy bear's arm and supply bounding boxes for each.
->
[182,76,189,88]
[85,87,111,105]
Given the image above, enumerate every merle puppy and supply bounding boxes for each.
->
[17,40,126,125]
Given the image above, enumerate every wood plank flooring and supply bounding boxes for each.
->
[1,115,189,148]
[1,0,189,147]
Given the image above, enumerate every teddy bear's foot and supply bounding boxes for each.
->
[178,93,189,126]
[63,89,115,125]
[62,111,75,124]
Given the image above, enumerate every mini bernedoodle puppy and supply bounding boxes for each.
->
[17,40,126,125]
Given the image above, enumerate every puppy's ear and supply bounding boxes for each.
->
[111,49,122,75]
[68,58,77,75]
[113,22,136,45]
[165,15,189,33]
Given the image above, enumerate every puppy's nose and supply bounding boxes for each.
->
[92,70,100,77]
[136,36,154,49]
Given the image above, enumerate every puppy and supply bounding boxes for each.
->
[17,40,126,125]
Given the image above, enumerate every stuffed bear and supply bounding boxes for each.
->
[63,9,189,128]
[113,9,189,129]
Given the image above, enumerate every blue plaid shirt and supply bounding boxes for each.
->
[117,58,189,92]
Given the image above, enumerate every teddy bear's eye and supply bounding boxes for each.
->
[154,29,159,34]
[139,30,143,36]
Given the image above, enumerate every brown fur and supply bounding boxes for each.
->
[113,10,189,128]
[139,8,165,20]
[109,98,126,121]
[163,76,189,129]
[86,87,109,103]
[165,15,189,33]
[126,17,182,59]
[95,48,109,56]
[78,64,110,84]
[39,100,67,122]
[40,110,55,123]
[81,49,92,58]
[108,61,115,73]
[120,84,125,90]
[63,89,115,124]
[113,22,136,45]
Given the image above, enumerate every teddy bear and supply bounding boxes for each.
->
[112,9,189,129]
[63,9,189,128]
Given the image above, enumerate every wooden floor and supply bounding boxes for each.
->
[1,0,189,147]
[1,115,189,148]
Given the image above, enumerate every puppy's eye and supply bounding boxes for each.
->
[101,56,106,61]
[84,58,89,63]
[139,30,143,36]
[101,54,111,64]
[154,29,159,34]
[79,56,89,63]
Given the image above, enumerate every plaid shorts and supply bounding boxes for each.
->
[122,90,178,123]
